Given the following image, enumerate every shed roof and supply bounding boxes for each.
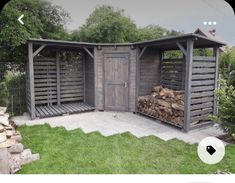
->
[28,33,226,50]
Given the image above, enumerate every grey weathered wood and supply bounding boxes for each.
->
[28,42,36,119]
[190,102,213,110]
[191,96,214,105]
[56,51,61,105]
[192,74,215,80]
[33,44,46,57]
[213,47,220,115]
[191,85,214,92]
[184,39,194,132]
[190,108,213,117]
[191,80,215,86]
[191,91,214,98]
[193,56,216,61]
[192,68,215,74]
[176,42,186,55]
[139,46,147,59]
[190,114,210,123]
[83,47,94,59]
[192,62,216,68]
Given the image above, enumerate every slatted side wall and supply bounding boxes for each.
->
[60,55,84,103]
[34,58,57,105]
[190,56,216,125]
[160,58,185,90]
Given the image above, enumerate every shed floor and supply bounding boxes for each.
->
[35,102,94,118]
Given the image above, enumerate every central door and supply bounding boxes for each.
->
[104,53,129,111]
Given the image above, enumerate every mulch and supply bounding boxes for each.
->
[217,134,235,144]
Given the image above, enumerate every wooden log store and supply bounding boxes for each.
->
[26,33,225,132]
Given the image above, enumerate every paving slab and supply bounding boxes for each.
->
[12,111,224,144]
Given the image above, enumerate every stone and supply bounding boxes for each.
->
[6,130,15,138]
[20,149,40,165]
[0,148,9,174]
[8,152,21,174]
[10,134,22,142]
[0,139,16,149]
[0,114,9,126]
[0,132,7,143]
[5,125,13,130]
[0,107,7,116]
[22,153,40,165]
[0,124,4,132]
[8,143,24,153]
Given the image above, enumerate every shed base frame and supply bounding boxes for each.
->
[35,102,94,118]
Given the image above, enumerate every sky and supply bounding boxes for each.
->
[50,0,235,45]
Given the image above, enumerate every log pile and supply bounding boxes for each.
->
[0,107,40,174]
[137,86,184,126]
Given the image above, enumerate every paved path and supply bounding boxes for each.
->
[12,111,223,144]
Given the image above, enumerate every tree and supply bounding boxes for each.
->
[72,5,137,43]
[0,0,70,68]
[136,25,182,42]
[219,47,235,87]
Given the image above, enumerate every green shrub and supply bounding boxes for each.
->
[211,80,235,139]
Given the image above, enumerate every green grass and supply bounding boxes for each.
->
[18,124,235,174]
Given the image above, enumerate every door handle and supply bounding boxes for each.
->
[124,81,128,88]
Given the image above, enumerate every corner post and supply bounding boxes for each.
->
[28,42,36,119]
[213,47,220,115]
[183,39,194,132]
[56,51,61,105]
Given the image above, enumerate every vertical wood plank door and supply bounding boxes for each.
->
[104,53,129,111]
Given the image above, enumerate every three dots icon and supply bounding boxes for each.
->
[203,21,217,26]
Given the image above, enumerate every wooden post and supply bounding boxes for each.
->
[28,42,36,119]
[183,39,194,132]
[135,47,141,113]
[213,47,220,115]
[56,51,61,105]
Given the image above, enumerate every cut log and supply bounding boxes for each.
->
[0,132,7,143]
[0,139,16,148]
[0,114,9,126]
[137,86,184,126]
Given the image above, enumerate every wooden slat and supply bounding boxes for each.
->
[60,97,83,102]
[61,104,74,113]
[35,87,57,92]
[192,68,215,74]
[190,114,210,123]
[34,66,56,70]
[190,102,213,111]
[191,80,215,86]
[191,96,214,105]
[60,86,83,90]
[193,62,216,68]
[34,79,57,83]
[60,81,83,86]
[34,70,57,74]
[191,91,214,98]
[191,85,214,92]
[190,108,213,117]
[34,75,57,79]
[35,91,57,96]
[34,58,55,61]
[39,106,50,116]
[192,74,215,80]
[193,56,216,61]
[36,107,45,117]
[34,83,57,87]
[35,99,57,104]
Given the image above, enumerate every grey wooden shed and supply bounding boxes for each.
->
[26,33,225,132]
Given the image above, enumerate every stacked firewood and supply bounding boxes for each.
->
[137,86,184,126]
[0,107,40,174]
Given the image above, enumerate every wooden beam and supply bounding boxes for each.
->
[33,44,46,57]
[138,47,147,59]
[83,47,94,59]
[213,47,219,115]
[183,39,194,132]
[28,42,36,119]
[176,42,187,55]
[56,51,61,105]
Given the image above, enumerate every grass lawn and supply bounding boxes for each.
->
[18,124,235,174]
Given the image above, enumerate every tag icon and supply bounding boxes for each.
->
[206,145,216,155]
